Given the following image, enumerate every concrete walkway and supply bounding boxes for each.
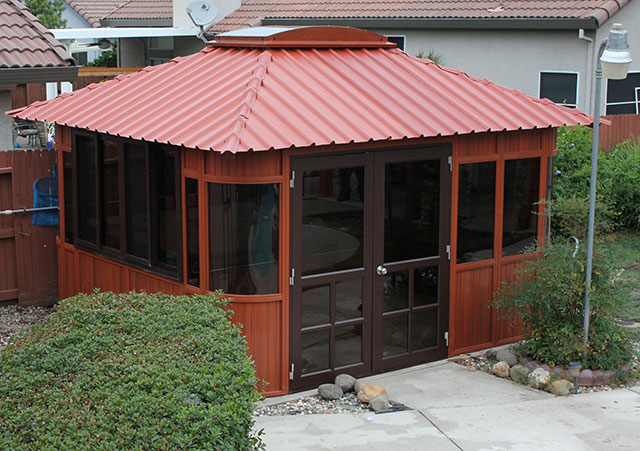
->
[254,360,640,450]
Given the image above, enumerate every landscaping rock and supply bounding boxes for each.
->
[578,369,594,386]
[484,349,498,361]
[354,379,369,395]
[510,364,531,384]
[335,374,356,392]
[368,394,390,412]
[357,384,387,403]
[492,361,510,378]
[495,348,518,367]
[548,379,572,396]
[528,368,550,389]
[318,383,343,400]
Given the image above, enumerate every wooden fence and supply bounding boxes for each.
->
[599,114,640,150]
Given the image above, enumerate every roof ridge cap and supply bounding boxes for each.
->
[222,51,273,153]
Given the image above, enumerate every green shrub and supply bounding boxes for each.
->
[554,125,593,201]
[0,291,263,450]
[544,195,618,240]
[492,242,632,370]
[599,139,640,230]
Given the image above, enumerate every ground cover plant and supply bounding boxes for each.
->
[0,291,262,450]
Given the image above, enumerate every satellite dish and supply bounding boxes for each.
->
[187,1,217,27]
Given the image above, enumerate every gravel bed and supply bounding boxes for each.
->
[0,304,54,350]
[254,391,372,416]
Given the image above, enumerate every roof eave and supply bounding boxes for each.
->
[260,17,599,31]
[0,66,78,84]
[100,18,172,28]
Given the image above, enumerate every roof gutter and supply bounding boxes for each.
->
[0,66,78,84]
[260,17,599,31]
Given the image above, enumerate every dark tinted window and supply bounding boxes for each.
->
[502,158,540,256]
[185,178,199,286]
[152,145,179,267]
[63,151,74,243]
[457,162,495,263]
[539,72,578,107]
[101,140,120,249]
[125,143,148,259]
[606,72,640,114]
[386,36,405,50]
[76,134,97,243]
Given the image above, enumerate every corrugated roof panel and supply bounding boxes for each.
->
[9,34,594,153]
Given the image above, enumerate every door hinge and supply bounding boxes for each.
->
[289,170,295,188]
[289,268,295,286]
[444,331,449,347]
[446,244,451,261]
[289,363,294,380]
[447,155,453,172]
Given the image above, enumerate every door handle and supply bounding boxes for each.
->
[376,265,388,276]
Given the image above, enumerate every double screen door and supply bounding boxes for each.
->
[290,146,451,390]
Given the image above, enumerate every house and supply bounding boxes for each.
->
[0,0,77,304]
[9,26,594,394]
[209,0,640,117]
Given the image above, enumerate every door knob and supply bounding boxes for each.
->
[376,265,388,276]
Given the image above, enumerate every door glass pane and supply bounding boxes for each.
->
[185,178,199,286]
[76,135,96,243]
[302,285,330,328]
[335,278,363,322]
[209,183,279,295]
[412,309,438,350]
[503,158,540,256]
[125,143,148,259]
[335,324,362,367]
[301,168,364,276]
[301,330,330,374]
[385,160,440,262]
[383,270,408,312]
[154,145,179,267]
[457,162,496,263]
[383,315,408,356]
[414,266,438,306]
[101,140,120,249]
[63,151,73,244]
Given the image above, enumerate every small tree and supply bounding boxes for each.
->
[25,0,67,29]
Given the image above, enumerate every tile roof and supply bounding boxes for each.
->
[65,0,171,27]
[9,27,593,153]
[0,0,74,68]
[209,0,629,33]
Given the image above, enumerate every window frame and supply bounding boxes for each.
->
[605,71,640,115]
[538,71,579,108]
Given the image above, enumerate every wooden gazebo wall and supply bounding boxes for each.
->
[55,125,555,396]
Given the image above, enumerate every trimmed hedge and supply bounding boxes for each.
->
[0,291,262,450]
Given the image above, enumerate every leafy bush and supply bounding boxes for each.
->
[492,242,632,370]
[599,139,640,230]
[0,291,262,450]
[544,195,618,240]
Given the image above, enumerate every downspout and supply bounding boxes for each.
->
[579,29,595,114]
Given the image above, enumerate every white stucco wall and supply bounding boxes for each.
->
[0,91,14,150]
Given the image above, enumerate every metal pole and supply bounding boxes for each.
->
[0,206,59,216]
[583,40,607,345]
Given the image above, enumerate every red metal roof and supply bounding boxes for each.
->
[9,27,594,154]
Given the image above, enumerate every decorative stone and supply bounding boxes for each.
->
[492,361,510,378]
[528,368,550,389]
[357,384,387,403]
[318,383,343,400]
[578,369,594,386]
[495,348,518,367]
[484,349,498,361]
[335,374,356,392]
[368,394,390,412]
[354,379,369,395]
[510,364,531,384]
[548,379,572,396]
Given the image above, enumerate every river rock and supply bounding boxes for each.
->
[354,379,369,394]
[528,368,550,389]
[369,394,390,412]
[357,384,387,403]
[495,348,518,367]
[318,383,343,400]
[484,349,498,361]
[492,361,510,378]
[335,374,356,392]
[548,379,572,396]
[510,364,531,384]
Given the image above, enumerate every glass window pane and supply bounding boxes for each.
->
[384,159,440,262]
[335,324,362,367]
[301,168,364,276]
[63,151,73,243]
[125,143,148,259]
[302,285,330,328]
[539,72,577,105]
[301,330,329,374]
[335,278,363,322]
[606,72,640,103]
[383,315,408,356]
[185,178,199,286]
[503,158,540,256]
[457,162,495,263]
[412,309,438,350]
[605,103,637,115]
[101,140,120,249]
[209,183,279,295]
[76,134,97,243]
[383,270,409,312]
[414,266,438,306]
[153,145,179,267]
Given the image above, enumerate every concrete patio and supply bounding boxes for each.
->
[254,360,640,450]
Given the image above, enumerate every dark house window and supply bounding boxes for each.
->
[606,72,640,114]
[69,131,182,279]
[539,72,578,108]
[386,35,405,51]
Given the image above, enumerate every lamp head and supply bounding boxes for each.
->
[601,23,632,80]
[567,361,582,378]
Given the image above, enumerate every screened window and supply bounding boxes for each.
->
[209,183,279,295]
[153,144,179,267]
[101,140,121,250]
[125,143,148,259]
[63,151,74,244]
[539,72,578,107]
[502,158,540,256]
[76,134,97,244]
[185,178,199,287]
[606,72,640,114]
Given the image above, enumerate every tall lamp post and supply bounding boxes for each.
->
[583,23,632,345]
